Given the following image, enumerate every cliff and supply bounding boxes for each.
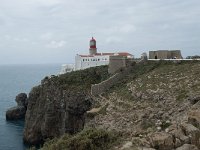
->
[23,65,109,145]
[11,60,200,149]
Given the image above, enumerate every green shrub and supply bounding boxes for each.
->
[41,128,119,150]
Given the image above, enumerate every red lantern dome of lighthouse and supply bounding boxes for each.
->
[89,37,97,55]
[90,37,96,49]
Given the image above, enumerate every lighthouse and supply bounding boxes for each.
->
[74,37,133,71]
[89,37,97,55]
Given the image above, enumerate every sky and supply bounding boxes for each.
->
[0,0,199,64]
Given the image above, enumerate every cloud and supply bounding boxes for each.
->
[105,36,122,43]
[0,0,200,63]
[40,32,53,40]
[46,40,66,49]
[34,0,64,6]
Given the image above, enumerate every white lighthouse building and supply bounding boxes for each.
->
[75,37,133,71]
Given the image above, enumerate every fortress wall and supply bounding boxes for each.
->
[149,50,182,59]
[149,51,156,59]
[108,56,126,74]
[91,65,135,96]
[157,51,169,59]
[171,50,183,59]
[91,72,124,95]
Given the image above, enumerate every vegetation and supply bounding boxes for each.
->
[109,60,200,102]
[41,128,119,150]
[49,65,110,92]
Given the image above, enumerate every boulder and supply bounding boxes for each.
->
[176,144,199,150]
[181,123,200,148]
[139,148,156,150]
[188,110,200,129]
[137,147,156,150]
[6,106,26,120]
[148,132,174,150]
[168,124,190,145]
[15,93,28,107]
[6,93,28,120]
[188,96,200,105]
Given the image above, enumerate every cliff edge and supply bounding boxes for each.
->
[23,65,109,145]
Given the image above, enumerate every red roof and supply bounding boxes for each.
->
[117,52,133,56]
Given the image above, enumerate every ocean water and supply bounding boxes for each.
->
[0,64,61,150]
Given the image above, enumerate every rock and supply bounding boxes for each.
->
[65,92,92,134]
[175,138,182,148]
[157,126,162,131]
[148,132,174,150]
[138,147,156,150]
[132,137,151,148]
[181,123,200,148]
[6,93,28,120]
[165,128,169,133]
[168,124,190,145]
[176,144,199,150]
[188,96,200,105]
[15,93,28,107]
[6,106,26,120]
[188,110,200,129]
[121,141,133,150]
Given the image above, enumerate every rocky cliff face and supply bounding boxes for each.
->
[23,66,109,145]
[23,83,92,145]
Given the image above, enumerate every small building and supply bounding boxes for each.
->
[108,55,134,74]
[149,50,182,59]
[59,64,74,74]
[75,37,133,71]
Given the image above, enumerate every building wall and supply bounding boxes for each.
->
[149,50,182,59]
[75,55,109,70]
[170,50,182,59]
[89,48,97,55]
[108,56,126,74]
[108,55,134,74]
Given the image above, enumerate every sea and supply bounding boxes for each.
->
[0,64,61,150]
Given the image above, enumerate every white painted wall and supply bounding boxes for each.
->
[75,55,109,70]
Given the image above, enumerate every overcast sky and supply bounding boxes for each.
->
[0,0,199,64]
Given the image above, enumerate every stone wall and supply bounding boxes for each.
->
[108,56,126,74]
[149,50,182,59]
[108,55,134,74]
[171,50,182,59]
[91,65,135,96]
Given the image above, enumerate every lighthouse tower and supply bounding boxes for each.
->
[89,37,97,55]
